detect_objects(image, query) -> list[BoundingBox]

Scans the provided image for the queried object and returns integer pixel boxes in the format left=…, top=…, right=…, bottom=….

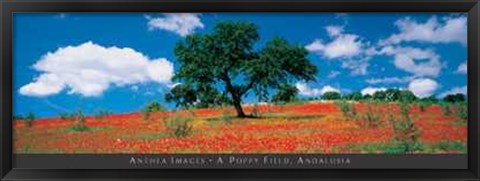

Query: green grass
left=340, top=141, right=466, bottom=154
left=450, top=120, right=468, bottom=126
left=429, top=141, right=467, bottom=153
left=65, top=126, right=115, bottom=133
left=137, top=132, right=170, bottom=140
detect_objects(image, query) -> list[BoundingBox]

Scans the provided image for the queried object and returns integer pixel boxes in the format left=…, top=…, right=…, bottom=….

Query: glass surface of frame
left=1, top=0, right=480, bottom=180
left=11, top=12, right=469, bottom=169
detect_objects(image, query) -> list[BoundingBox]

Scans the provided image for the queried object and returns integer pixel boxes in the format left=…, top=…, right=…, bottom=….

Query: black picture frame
left=1, top=0, right=479, bottom=180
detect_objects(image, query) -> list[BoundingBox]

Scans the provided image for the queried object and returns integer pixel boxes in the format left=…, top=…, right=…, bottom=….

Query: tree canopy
left=443, top=93, right=466, bottom=103
left=166, top=21, right=317, bottom=117
left=322, top=91, right=341, bottom=100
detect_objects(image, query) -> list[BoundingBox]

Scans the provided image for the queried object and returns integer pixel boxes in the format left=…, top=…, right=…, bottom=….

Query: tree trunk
left=232, top=96, right=247, bottom=118
left=222, top=71, right=249, bottom=118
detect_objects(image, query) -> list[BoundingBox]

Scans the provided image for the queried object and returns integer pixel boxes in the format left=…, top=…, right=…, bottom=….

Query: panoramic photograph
left=13, top=13, right=467, bottom=154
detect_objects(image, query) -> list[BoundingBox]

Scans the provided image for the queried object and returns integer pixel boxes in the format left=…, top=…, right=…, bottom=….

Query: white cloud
left=146, top=13, right=204, bottom=37
left=325, top=25, right=344, bottom=37
left=341, top=59, right=369, bottom=75
left=408, top=78, right=439, bottom=98
left=456, top=61, right=467, bottom=74
left=380, top=15, right=467, bottom=45
left=295, top=82, right=340, bottom=97
left=379, top=46, right=442, bottom=77
left=19, top=42, right=174, bottom=97
left=327, top=71, right=341, bottom=79
left=361, top=87, right=387, bottom=96
left=366, top=76, right=414, bottom=85
left=306, top=34, right=363, bottom=59
left=306, top=25, right=372, bottom=75
left=440, top=86, right=467, bottom=98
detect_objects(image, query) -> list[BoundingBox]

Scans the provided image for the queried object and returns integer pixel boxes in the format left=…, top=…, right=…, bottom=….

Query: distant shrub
left=398, top=90, right=417, bottom=103
left=59, top=112, right=75, bottom=121
left=443, top=93, right=466, bottom=103
left=455, top=103, right=468, bottom=121
left=95, top=110, right=111, bottom=120
left=362, top=110, right=381, bottom=127
left=389, top=102, right=422, bottom=153
left=13, top=115, right=24, bottom=120
left=440, top=102, right=452, bottom=116
left=359, top=101, right=382, bottom=127
left=221, top=109, right=233, bottom=124
left=419, top=95, right=438, bottom=104
left=251, top=104, right=261, bottom=118
left=143, top=102, right=166, bottom=120
left=335, top=101, right=357, bottom=121
left=343, top=91, right=363, bottom=101
left=323, top=91, right=341, bottom=100
left=70, top=111, right=89, bottom=132
left=24, top=113, right=35, bottom=128
left=416, top=101, right=432, bottom=113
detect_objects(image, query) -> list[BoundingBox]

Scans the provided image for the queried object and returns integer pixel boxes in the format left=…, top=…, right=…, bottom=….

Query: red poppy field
left=13, top=101, right=467, bottom=154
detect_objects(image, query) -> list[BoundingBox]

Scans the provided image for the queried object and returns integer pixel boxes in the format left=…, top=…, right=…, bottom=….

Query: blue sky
left=13, top=13, right=467, bottom=118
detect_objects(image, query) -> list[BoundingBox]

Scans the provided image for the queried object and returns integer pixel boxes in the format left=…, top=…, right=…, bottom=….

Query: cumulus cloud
left=361, top=87, right=387, bottom=96
left=408, top=78, right=439, bottom=98
left=456, top=61, right=467, bottom=74
left=440, top=86, right=467, bottom=98
left=306, top=25, right=372, bottom=75
left=379, top=46, right=442, bottom=77
left=306, top=26, right=364, bottom=59
left=380, top=15, right=467, bottom=46
left=19, top=42, right=174, bottom=97
left=146, top=13, right=204, bottom=37
left=295, top=82, right=340, bottom=97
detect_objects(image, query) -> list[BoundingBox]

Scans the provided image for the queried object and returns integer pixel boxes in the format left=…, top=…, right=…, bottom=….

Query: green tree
left=420, top=95, right=438, bottom=103
left=25, top=113, right=35, bottom=128
left=372, top=90, right=387, bottom=101
left=443, top=93, right=466, bottom=103
left=343, top=91, right=363, bottom=101
left=272, top=84, right=299, bottom=103
left=165, top=84, right=198, bottom=108
left=170, top=21, right=317, bottom=117
left=323, top=91, right=341, bottom=100
left=384, top=88, right=401, bottom=101
left=398, top=90, right=417, bottom=103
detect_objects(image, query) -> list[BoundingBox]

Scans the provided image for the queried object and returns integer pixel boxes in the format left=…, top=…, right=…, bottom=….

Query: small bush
left=335, top=101, right=357, bottom=121
left=440, top=102, right=452, bottom=116
left=174, top=122, right=193, bottom=138
left=222, top=109, right=233, bottom=124
left=59, top=113, right=74, bottom=121
left=455, top=103, right=468, bottom=121
left=164, top=112, right=193, bottom=138
left=24, top=113, right=35, bottom=128
left=416, top=102, right=431, bottom=112
left=362, top=111, right=381, bottom=127
left=70, top=111, right=89, bottom=132
left=95, top=110, right=111, bottom=120
left=13, top=115, right=24, bottom=120
left=359, top=101, right=382, bottom=127
left=251, top=104, right=261, bottom=118
left=389, top=102, right=422, bottom=153
left=143, top=102, right=166, bottom=120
